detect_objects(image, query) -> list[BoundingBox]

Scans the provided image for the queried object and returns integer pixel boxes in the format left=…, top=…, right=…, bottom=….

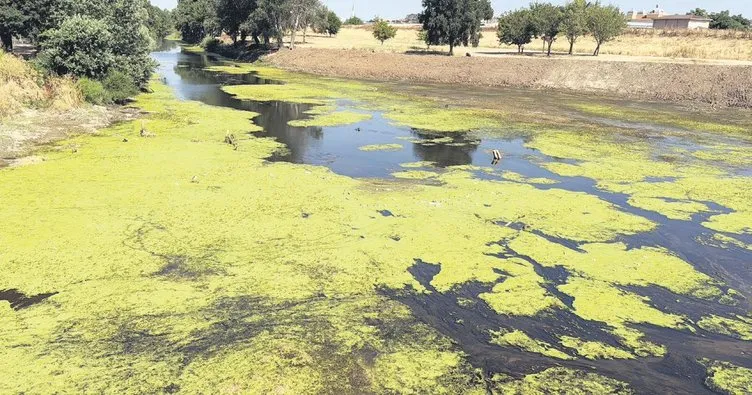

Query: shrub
left=200, top=36, right=222, bottom=52
left=344, top=16, right=364, bottom=25
left=77, top=77, right=108, bottom=105
left=39, top=15, right=114, bottom=79
left=372, top=19, right=397, bottom=45
left=102, top=70, right=139, bottom=104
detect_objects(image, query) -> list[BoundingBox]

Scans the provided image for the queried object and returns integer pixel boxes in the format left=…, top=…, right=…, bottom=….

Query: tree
left=216, top=0, right=256, bottom=44
left=497, top=9, right=534, bottom=53
left=344, top=16, right=363, bottom=25
left=0, top=0, right=25, bottom=50
left=326, top=11, right=342, bottom=36
left=39, top=15, right=114, bottom=78
left=0, top=0, right=59, bottom=50
left=586, top=3, right=625, bottom=56
left=561, top=0, right=587, bottom=55
left=419, top=0, right=493, bottom=56
left=709, top=11, right=750, bottom=30
left=146, top=5, right=173, bottom=42
left=254, top=0, right=288, bottom=47
left=530, top=2, right=564, bottom=56
left=687, top=8, right=708, bottom=18
left=465, top=0, right=493, bottom=47
left=173, top=0, right=219, bottom=44
left=372, top=19, right=396, bottom=45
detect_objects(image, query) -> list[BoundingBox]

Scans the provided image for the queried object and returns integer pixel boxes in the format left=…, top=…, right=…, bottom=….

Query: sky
left=149, top=0, right=751, bottom=20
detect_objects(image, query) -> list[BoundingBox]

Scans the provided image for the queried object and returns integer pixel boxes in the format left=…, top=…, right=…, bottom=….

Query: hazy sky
left=150, top=0, right=751, bottom=19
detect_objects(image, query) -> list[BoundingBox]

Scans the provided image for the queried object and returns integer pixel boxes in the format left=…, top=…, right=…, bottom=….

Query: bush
left=344, top=16, right=364, bottom=25
left=102, top=70, right=139, bottom=104
left=200, top=36, right=222, bottom=52
left=77, top=77, right=107, bottom=105
left=39, top=15, right=114, bottom=79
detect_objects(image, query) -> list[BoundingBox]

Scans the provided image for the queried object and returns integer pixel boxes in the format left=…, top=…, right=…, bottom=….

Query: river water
left=150, top=41, right=752, bottom=394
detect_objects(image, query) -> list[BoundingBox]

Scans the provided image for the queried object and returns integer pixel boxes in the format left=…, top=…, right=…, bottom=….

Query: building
left=653, top=15, right=712, bottom=30
left=626, top=4, right=665, bottom=21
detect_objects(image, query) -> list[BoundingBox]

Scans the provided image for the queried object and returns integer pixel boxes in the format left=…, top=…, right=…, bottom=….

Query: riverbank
left=264, top=48, right=752, bottom=108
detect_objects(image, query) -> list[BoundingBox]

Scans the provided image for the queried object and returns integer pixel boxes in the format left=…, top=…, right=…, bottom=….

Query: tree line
left=173, top=0, right=342, bottom=48
left=1, top=0, right=172, bottom=102
left=497, top=0, right=625, bottom=57
left=688, top=9, right=751, bottom=31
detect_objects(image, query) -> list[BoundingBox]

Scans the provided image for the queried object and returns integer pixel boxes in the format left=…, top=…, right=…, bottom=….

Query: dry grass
left=294, top=26, right=752, bottom=63
left=0, top=50, right=82, bottom=119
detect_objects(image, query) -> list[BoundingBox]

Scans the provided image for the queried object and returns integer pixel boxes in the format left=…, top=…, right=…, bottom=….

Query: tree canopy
left=586, top=3, right=625, bottom=56
left=372, top=19, right=397, bottom=45
left=530, top=2, right=564, bottom=56
left=419, top=0, right=494, bottom=56
left=497, top=9, right=535, bottom=53
left=561, top=0, right=588, bottom=55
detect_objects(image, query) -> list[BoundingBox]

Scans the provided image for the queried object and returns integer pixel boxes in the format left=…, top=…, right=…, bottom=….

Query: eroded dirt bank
left=265, top=48, right=752, bottom=108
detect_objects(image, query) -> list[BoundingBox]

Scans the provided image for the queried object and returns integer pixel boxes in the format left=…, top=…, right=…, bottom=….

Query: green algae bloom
left=559, top=336, right=634, bottom=360
left=392, top=170, right=440, bottom=180
left=358, top=143, right=403, bottom=152
left=705, top=361, right=752, bottom=395
left=494, top=367, right=634, bottom=394
left=490, top=330, right=573, bottom=360
left=698, top=315, right=752, bottom=341
left=288, top=110, right=372, bottom=128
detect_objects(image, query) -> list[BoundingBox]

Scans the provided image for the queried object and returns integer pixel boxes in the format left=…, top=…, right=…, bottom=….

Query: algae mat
left=2, top=55, right=752, bottom=392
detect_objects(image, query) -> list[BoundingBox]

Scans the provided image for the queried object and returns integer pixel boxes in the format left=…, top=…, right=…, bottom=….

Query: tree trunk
left=593, top=43, right=600, bottom=56
left=1, top=32, right=12, bottom=51
left=449, top=43, right=454, bottom=56
left=547, top=40, right=552, bottom=57
left=517, top=44, right=522, bottom=53
left=568, top=39, right=574, bottom=55
left=290, top=15, right=300, bottom=49
left=303, top=26, right=307, bottom=44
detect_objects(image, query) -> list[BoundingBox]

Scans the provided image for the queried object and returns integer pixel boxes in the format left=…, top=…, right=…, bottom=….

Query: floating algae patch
left=223, top=83, right=335, bottom=105
left=384, top=107, right=504, bottom=133
left=399, top=161, right=436, bottom=169
left=479, top=257, right=565, bottom=317
left=559, top=336, right=634, bottom=360
left=626, top=196, right=711, bottom=221
left=698, top=315, right=752, bottom=341
left=359, top=144, right=403, bottom=152
left=508, top=232, right=720, bottom=298
left=528, top=130, right=752, bottom=236
left=705, top=361, right=752, bottom=395
left=392, top=170, right=439, bottom=180
left=501, top=171, right=559, bottom=185
left=288, top=110, right=371, bottom=128
left=557, top=277, right=685, bottom=356
left=493, top=367, right=634, bottom=394
left=571, top=103, right=750, bottom=137
left=490, top=329, right=573, bottom=360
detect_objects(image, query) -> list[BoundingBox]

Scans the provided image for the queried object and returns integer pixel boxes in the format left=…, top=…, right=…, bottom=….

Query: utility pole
left=351, top=0, right=356, bottom=19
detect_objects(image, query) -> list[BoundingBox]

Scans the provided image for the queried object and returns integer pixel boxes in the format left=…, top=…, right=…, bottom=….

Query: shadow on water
left=151, top=43, right=752, bottom=393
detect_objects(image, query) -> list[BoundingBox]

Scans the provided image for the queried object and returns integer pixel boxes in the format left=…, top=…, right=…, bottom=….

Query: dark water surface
left=151, top=42, right=752, bottom=394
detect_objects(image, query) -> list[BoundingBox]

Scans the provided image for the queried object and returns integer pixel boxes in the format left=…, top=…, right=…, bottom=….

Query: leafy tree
left=709, top=11, right=750, bottom=30
left=344, top=16, right=363, bottom=25
left=0, top=0, right=24, bottom=50
left=530, top=2, right=564, bottom=56
left=38, top=15, right=114, bottom=79
left=497, top=9, right=535, bottom=53
left=561, top=0, right=587, bottom=55
left=326, top=11, right=342, bottom=36
left=586, top=3, right=625, bottom=56
left=146, top=5, right=173, bottom=42
left=465, top=0, right=493, bottom=47
left=216, top=0, right=256, bottom=44
left=0, top=0, right=59, bottom=50
left=417, top=29, right=430, bottom=49
left=687, top=8, right=708, bottom=18
left=174, top=0, right=219, bottom=43
left=419, top=0, right=493, bottom=56
left=287, top=0, right=320, bottom=47
left=372, top=19, right=397, bottom=45
left=255, top=0, right=288, bottom=47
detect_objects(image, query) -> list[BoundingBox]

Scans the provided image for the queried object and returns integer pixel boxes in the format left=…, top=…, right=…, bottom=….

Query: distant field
left=294, top=26, right=752, bottom=63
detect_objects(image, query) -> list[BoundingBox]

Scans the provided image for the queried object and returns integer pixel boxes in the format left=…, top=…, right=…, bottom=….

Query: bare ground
left=265, top=48, right=752, bottom=108
left=0, top=106, right=139, bottom=167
